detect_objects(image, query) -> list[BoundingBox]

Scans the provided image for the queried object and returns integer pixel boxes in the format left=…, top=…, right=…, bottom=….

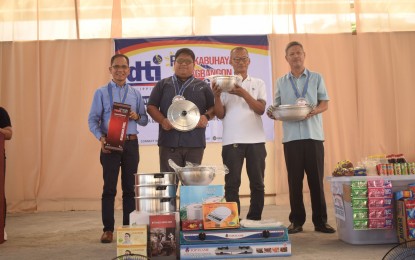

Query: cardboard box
left=180, top=227, right=289, bottom=244
left=105, top=102, right=131, bottom=152
left=202, top=202, right=239, bottom=229
left=180, top=241, right=291, bottom=259
left=116, top=225, right=147, bottom=245
left=396, top=199, right=415, bottom=243
left=149, top=213, right=177, bottom=259
left=116, top=245, right=148, bottom=258
left=179, top=185, right=224, bottom=230
left=129, top=210, right=150, bottom=227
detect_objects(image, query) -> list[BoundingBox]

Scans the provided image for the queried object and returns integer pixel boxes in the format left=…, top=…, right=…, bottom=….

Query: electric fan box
left=116, top=245, right=148, bottom=258
left=179, top=185, right=225, bottom=230
left=202, top=202, right=240, bottom=229
left=116, top=225, right=148, bottom=245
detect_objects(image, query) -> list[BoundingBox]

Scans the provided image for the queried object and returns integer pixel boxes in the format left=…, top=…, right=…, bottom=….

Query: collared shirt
left=88, top=81, right=149, bottom=140
left=147, top=75, right=214, bottom=148
left=274, top=69, right=329, bottom=143
left=220, top=75, right=266, bottom=145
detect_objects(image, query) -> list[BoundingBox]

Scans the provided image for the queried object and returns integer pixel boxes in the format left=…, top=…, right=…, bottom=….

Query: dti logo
left=128, top=58, right=161, bottom=83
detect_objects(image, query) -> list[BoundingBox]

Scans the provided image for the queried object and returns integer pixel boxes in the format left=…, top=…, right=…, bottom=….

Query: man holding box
left=88, top=54, right=149, bottom=243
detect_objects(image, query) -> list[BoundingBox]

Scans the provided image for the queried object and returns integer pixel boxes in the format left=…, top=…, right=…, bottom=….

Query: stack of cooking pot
left=134, top=172, right=177, bottom=214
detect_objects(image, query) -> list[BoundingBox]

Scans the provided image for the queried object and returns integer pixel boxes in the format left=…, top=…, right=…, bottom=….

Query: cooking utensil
left=135, top=172, right=177, bottom=185
left=134, top=184, right=177, bottom=197
left=209, top=75, right=243, bottom=92
left=175, top=166, right=216, bottom=186
left=269, top=104, right=313, bottom=121
left=135, top=197, right=176, bottom=213
left=167, top=100, right=200, bottom=132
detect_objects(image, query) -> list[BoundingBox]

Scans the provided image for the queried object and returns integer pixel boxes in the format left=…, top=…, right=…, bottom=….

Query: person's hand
left=196, top=114, right=209, bottom=128
left=212, top=81, right=222, bottom=97
left=129, top=111, right=140, bottom=121
left=100, top=136, right=111, bottom=153
left=228, top=84, right=245, bottom=97
left=305, top=107, right=317, bottom=119
left=161, top=118, right=173, bottom=131
left=266, top=105, right=277, bottom=120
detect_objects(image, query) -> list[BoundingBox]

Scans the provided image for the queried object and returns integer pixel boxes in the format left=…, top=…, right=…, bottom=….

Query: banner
left=114, top=35, right=274, bottom=145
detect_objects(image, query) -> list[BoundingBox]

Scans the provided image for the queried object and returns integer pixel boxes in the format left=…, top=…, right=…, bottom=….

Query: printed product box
left=179, top=185, right=224, bottom=230
left=180, top=227, right=288, bottom=244
left=149, top=213, right=177, bottom=260
left=180, top=241, right=291, bottom=259
left=116, top=245, right=147, bottom=258
left=202, top=202, right=240, bottom=229
left=105, top=102, right=131, bottom=152
left=116, top=225, right=147, bottom=245
left=396, top=199, right=415, bottom=243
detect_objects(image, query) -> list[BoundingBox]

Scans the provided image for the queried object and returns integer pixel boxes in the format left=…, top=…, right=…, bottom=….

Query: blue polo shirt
left=274, top=69, right=329, bottom=143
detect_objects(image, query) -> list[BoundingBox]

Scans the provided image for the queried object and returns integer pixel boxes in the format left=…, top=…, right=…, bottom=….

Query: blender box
left=202, top=202, right=240, bottom=229
left=180, top=226, right=288, bottom=244
left=116, top=225, right=147, bottom=245
left=180, top=241, right=291, bottom=259
left=179, top=185, right=224, bottom=230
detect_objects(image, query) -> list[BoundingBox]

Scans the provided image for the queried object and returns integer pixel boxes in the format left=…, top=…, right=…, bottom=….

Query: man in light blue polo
left=268, top=41, right=335, bottom=234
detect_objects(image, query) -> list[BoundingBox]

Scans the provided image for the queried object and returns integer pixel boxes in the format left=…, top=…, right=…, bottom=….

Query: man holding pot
left=212, top=46, right=267, bottom=220
left=267, top=41, right=335, bottom=234
left=147, top=48, right=215, bottom=172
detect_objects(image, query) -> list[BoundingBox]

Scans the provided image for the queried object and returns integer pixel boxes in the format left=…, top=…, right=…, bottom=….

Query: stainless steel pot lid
left=167, top=100, right=200, bottom=132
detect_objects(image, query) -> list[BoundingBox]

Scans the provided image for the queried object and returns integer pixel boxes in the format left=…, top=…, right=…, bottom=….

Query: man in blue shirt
left=88, top=54, right=148, bottom=243
left=268, top=41, right=335, bottom=234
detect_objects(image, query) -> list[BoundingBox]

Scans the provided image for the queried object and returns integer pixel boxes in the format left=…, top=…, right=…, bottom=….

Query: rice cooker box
left=180, top=227, right=289, bottom=244
left=180, top=241, right=291, bottom=259
left=116, top=225, right=148, bottom=245
left=202, top=202, right=240, bottom=230
left=179, top=185, right=225, bottom=230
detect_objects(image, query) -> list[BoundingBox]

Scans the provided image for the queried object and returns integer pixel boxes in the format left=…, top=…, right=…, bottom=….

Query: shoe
left=287, top=223, right=303, bottom=234
left=315, top=223, right=336, bottom=233
left=100, top=231, right=113, bottom=243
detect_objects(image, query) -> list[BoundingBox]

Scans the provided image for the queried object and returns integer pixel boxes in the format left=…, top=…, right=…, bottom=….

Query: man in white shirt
left=213, top=47, right=267, bottom=220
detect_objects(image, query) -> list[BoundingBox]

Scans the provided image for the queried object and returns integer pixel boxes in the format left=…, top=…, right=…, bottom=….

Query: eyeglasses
left=111, top=65, right=129, bottom=70
left=232, top=57, right=249, bottom=63
left=175, top=59, right=193, bottom=65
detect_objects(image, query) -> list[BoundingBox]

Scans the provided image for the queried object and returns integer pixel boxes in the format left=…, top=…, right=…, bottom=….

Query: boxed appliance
left=116, top=225, right=147, bottom=245
left=180, top=241, right=291, bottom=259
left=180, top=226, right=288, bottom=244
left=179, top=185, right=224, bottom=230
left=328, top=175, right=415, bottom=244
left=202, top=202, right=240, bottom=229
left=129, top=210, right=150, bottom=227
left=149, top=213, right=177, bottom=259
left=116, top=245, right=147, bottom=258
left=105, top=102, right=131, bottom=152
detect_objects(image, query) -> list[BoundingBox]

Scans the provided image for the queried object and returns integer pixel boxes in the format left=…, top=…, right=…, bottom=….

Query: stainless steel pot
left=176, top=166, right=216, bottom=186
left=135, top=172, right=177, bottom=185
left=135, top=197, right=176, bottom=213
left=212, top=75, right=242, bottom=92
left=135, top=184, right=177, bottom=198
left=270, top=104, right=313, bottom=121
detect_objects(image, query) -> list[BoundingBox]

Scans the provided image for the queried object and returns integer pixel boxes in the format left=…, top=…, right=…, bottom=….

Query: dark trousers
left=223, top=143, right=266, bottom=220
left=159, top=146, right=205, bottom=172
left=100, top=140, right=139, bottom=232
left=283, top=139, right=327, bottom=226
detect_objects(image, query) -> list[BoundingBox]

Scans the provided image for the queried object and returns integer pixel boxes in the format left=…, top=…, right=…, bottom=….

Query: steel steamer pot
left=134, top=172, right=177, bottom=213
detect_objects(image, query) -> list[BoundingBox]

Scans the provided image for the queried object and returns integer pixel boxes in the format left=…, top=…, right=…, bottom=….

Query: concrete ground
left=0, top=195, right=396, bottom=260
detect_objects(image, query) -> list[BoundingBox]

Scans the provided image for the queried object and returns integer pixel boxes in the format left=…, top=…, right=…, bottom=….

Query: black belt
left=125, top=134, right=137, bottom=140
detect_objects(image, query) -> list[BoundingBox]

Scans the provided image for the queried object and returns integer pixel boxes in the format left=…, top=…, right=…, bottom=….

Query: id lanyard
left=107, top=82, right=128, bottom=109
left=172, top=75, right=195, bottom=98
left=289, top=73, right=310, bottom=100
